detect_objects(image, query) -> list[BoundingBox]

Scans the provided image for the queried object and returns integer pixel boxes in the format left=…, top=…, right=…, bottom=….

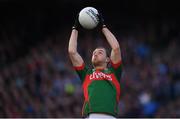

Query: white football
left=78, top=7, right=99, bottom=29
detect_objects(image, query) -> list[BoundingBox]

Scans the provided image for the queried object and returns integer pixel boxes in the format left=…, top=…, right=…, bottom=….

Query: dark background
left=0, top=0, right=179, bottom=118
left=0, top=0, right=180, bottom=62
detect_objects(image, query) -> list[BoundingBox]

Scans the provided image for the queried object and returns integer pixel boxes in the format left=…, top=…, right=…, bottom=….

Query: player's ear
left=106, top=57, right=110, bottom=63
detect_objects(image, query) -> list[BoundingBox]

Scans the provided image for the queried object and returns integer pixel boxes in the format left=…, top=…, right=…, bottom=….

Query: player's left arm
left=98, top=12, right=123, bottom=81
left=97, top=12, right=122, bottom=64
left=102, top=26, right=123, bottom=82
left=102, top=27, right=122, bottom=64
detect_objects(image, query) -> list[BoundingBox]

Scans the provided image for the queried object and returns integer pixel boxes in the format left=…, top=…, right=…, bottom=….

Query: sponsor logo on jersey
left=89, top=71, right=112, bottom=81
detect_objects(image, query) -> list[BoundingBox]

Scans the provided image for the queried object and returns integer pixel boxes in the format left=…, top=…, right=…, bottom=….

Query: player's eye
left=99, top=52, right=102, bottom=54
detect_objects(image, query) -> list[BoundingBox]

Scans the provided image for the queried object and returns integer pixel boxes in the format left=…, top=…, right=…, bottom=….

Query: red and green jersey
left=74, top=60, right=123, bottom=117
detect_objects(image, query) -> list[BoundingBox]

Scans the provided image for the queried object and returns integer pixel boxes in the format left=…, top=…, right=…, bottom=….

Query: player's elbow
left=112, top=46, right=120, bottom=55
left=68, top=49, right=77, bottom=55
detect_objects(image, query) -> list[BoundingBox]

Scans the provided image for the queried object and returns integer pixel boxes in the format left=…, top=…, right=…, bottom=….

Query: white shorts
left=86, top=113, right=117, bottom=119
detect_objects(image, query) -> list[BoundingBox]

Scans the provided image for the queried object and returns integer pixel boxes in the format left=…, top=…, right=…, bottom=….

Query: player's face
left=91, top=48, right=107, bottom=66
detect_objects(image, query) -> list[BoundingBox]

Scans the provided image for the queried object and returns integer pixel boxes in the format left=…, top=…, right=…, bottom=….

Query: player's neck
left=94, top=65, right=107, bottom=70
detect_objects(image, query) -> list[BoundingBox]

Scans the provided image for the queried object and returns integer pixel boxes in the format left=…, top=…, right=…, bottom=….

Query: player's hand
left=72, top=13, right=80, bottom=30
left=97, top=11, right=106, bottom=29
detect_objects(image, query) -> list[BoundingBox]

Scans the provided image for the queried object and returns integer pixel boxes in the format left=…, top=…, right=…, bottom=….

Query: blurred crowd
left=0, top=20, right=180, bottom=118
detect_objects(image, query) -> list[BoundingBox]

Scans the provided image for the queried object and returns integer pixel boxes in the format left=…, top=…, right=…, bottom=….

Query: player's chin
left=92, top=61, right=101, bottom=67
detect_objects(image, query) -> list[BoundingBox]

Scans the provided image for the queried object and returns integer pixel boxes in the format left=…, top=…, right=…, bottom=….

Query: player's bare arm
left=102, top=27, right=122, bottom=64
left=68, top=18, right=84, bottom=67
left=97, top=13, right=122, bottom=64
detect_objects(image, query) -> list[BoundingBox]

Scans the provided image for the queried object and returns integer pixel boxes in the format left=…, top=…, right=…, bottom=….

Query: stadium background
left=0, top=0, right=179, bottom=118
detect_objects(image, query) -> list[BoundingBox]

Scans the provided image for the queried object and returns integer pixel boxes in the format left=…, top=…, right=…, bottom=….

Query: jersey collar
left=93, top=68, right=107, bottom=72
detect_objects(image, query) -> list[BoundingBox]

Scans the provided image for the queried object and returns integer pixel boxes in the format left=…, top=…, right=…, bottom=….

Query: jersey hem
left=85, top=111, right=118, bottom=118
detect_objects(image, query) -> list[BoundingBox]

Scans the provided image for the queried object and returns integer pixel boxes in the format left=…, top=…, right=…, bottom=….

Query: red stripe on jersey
left=74, top=63, right=85, bottom=70
left=111, top=74, right=121, bottom=101
left=82, top=75, right=93, bottom=116
left=82, top=75, right=93, bottom=101
left=111, top=60, right=122, bottom=69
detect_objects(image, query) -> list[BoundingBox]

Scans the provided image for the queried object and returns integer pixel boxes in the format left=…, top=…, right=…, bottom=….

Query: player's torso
left=82, top=68, right=120, bottom=116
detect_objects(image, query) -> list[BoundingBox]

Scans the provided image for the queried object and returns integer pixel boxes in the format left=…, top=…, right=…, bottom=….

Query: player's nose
left=94, top=54, right=98, bottom=57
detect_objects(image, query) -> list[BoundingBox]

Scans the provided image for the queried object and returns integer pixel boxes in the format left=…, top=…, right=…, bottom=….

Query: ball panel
left=78, top=7, right=99, bottom=29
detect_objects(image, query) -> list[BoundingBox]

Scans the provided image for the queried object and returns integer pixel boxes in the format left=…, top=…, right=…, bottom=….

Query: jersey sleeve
left=74, top=63, right=88, bottom=82
left=110, top=60, right=123, bottom=82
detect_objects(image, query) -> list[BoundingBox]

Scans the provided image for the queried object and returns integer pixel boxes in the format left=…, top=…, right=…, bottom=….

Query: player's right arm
left=68, top=16, right=88, bottom=82
left=68, top=29, right=84, bottom=67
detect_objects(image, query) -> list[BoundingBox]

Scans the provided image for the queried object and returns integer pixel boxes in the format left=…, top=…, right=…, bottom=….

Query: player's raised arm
left=68, top=15, right=84, bottom=67
left=98, top=14, right=122, bottom=64
left=102, top=27, right=121, bottom=64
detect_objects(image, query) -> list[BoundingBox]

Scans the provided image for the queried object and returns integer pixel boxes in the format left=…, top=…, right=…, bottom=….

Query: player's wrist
left=72, top=26, right=77, bottom=30
left=101, top=25, right=107, bottom=31
left=102, top=25, right=106, bottom=28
